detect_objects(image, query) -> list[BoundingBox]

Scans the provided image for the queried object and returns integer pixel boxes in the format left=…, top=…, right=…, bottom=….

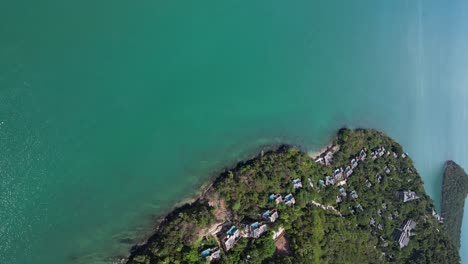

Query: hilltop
left=127, top=129, right=459, bottom=264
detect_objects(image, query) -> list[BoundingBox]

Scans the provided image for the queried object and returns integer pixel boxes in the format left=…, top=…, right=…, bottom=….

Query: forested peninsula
left=127, top=129, right=459, bottom=264
left=441, top=160, right=468, bottom=248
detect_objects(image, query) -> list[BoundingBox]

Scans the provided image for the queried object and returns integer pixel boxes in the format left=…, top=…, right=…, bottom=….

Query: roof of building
left=270, top=210, right=279, bottom=222
left=224, top=236, right=237, bottom=251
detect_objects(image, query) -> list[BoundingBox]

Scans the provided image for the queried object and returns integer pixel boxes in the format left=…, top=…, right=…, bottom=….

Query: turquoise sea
left=1, top=1, right=468, bottom=263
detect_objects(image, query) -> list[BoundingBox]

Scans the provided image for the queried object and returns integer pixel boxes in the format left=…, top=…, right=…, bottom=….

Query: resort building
left=284, top=193, right=296, bottom=207
left=378, top=147, right=386, bottom=157
left=398, top=190, right=419, bottom=203
left=249, top=222, right=268, bottom=239
left=262, top=209, right=279, bottom=223
left=201, top=247, right=221, bottom=262
left=339, top=187, right=347, bottom=197
left=334, top=168, right=343, bottom=180
left=384, top=166, right=391, bottom=174
left=359, top=148, right=367, bottom=161
left=337, top=180, right=347, bottom=186
left=351, top=158, right=358, bottom=169
left=269, top=194, right=283, bottom=204
left=345, top=166, right=353, bottom=177
left=432, top=209, right=444, bottom=223
left=336, top=196, right=342, bottom=203
left=324, top=151, right=333, bottom=165
left=221, top=226, right=240, bottom=252
left=293, top=178, right=303, bottom=189
left=351, top=190, right=358, bottom=199
left=393, top=219, right=417, bottom=249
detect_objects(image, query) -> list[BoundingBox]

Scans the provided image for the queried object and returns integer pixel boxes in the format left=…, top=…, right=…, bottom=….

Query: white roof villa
left=393, top=219, right=417, bottom=249
left=293, top=178, right=303, bottom=189
left=398, top=190, right=419, bottom=203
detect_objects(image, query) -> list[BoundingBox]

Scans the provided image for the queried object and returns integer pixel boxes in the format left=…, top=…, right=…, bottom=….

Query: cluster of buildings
left=318, top=149, right=364, bottom=190
left=203, top=178, right=302, bottom=261
left=203, top=145, right=419, bottom=261
left=371, top=146, right=408, bottom=162
left=269, top=192, right=296, bottom=207
left=329, top=146, right=424, bottom=250
left=211, top=208, right=280, bottom=258
left=371, top=146, right=386, bottom=160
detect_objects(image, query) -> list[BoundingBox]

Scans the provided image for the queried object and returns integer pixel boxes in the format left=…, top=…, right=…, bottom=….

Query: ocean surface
left=1, top=1, right=468, bottom=263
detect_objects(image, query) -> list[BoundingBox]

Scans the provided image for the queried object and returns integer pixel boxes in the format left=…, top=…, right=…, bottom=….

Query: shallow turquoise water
left=1, top=1, right=468, bottom=263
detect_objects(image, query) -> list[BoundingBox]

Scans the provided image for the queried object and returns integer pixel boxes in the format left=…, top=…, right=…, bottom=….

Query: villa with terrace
left=269, top=194, right=283, bottom=204
left=262, top=209, right=279, bottom=223
left=248, top=222, right=268, bottom=239
left=393, top=219, right=417, bottom=249
left=345, top=166, right=353, bottom=177
left=293, top=178, right=303, bottom=189
left=220, top=225, right=241, bottom=252
left=359, top=148, right=367, bottom=160
left=284, top=193, right=296, bottom=207
left=201, top=247, right=221, bottom=262
left=334, top=168, right=343, bottom=180
left=397, top=190, right=419, bottom=203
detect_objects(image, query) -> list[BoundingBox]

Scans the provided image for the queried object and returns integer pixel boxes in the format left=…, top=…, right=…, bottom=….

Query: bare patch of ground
left=206, top=191, right=231, bottom=221
left=274, top=234, right=291, bottom=256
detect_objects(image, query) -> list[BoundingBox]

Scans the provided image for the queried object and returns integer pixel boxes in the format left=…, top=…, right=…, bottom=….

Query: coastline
left=121, top=144, right=309, bottom=262
left=120, top=138, right=337, bottom=263
left=124, top=145, right=300, bottom=262
left=123, top=129, right=459, bottom=263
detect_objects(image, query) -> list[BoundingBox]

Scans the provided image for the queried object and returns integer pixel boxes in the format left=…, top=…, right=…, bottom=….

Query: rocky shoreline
left=125, top=145, right=294, bottom=262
